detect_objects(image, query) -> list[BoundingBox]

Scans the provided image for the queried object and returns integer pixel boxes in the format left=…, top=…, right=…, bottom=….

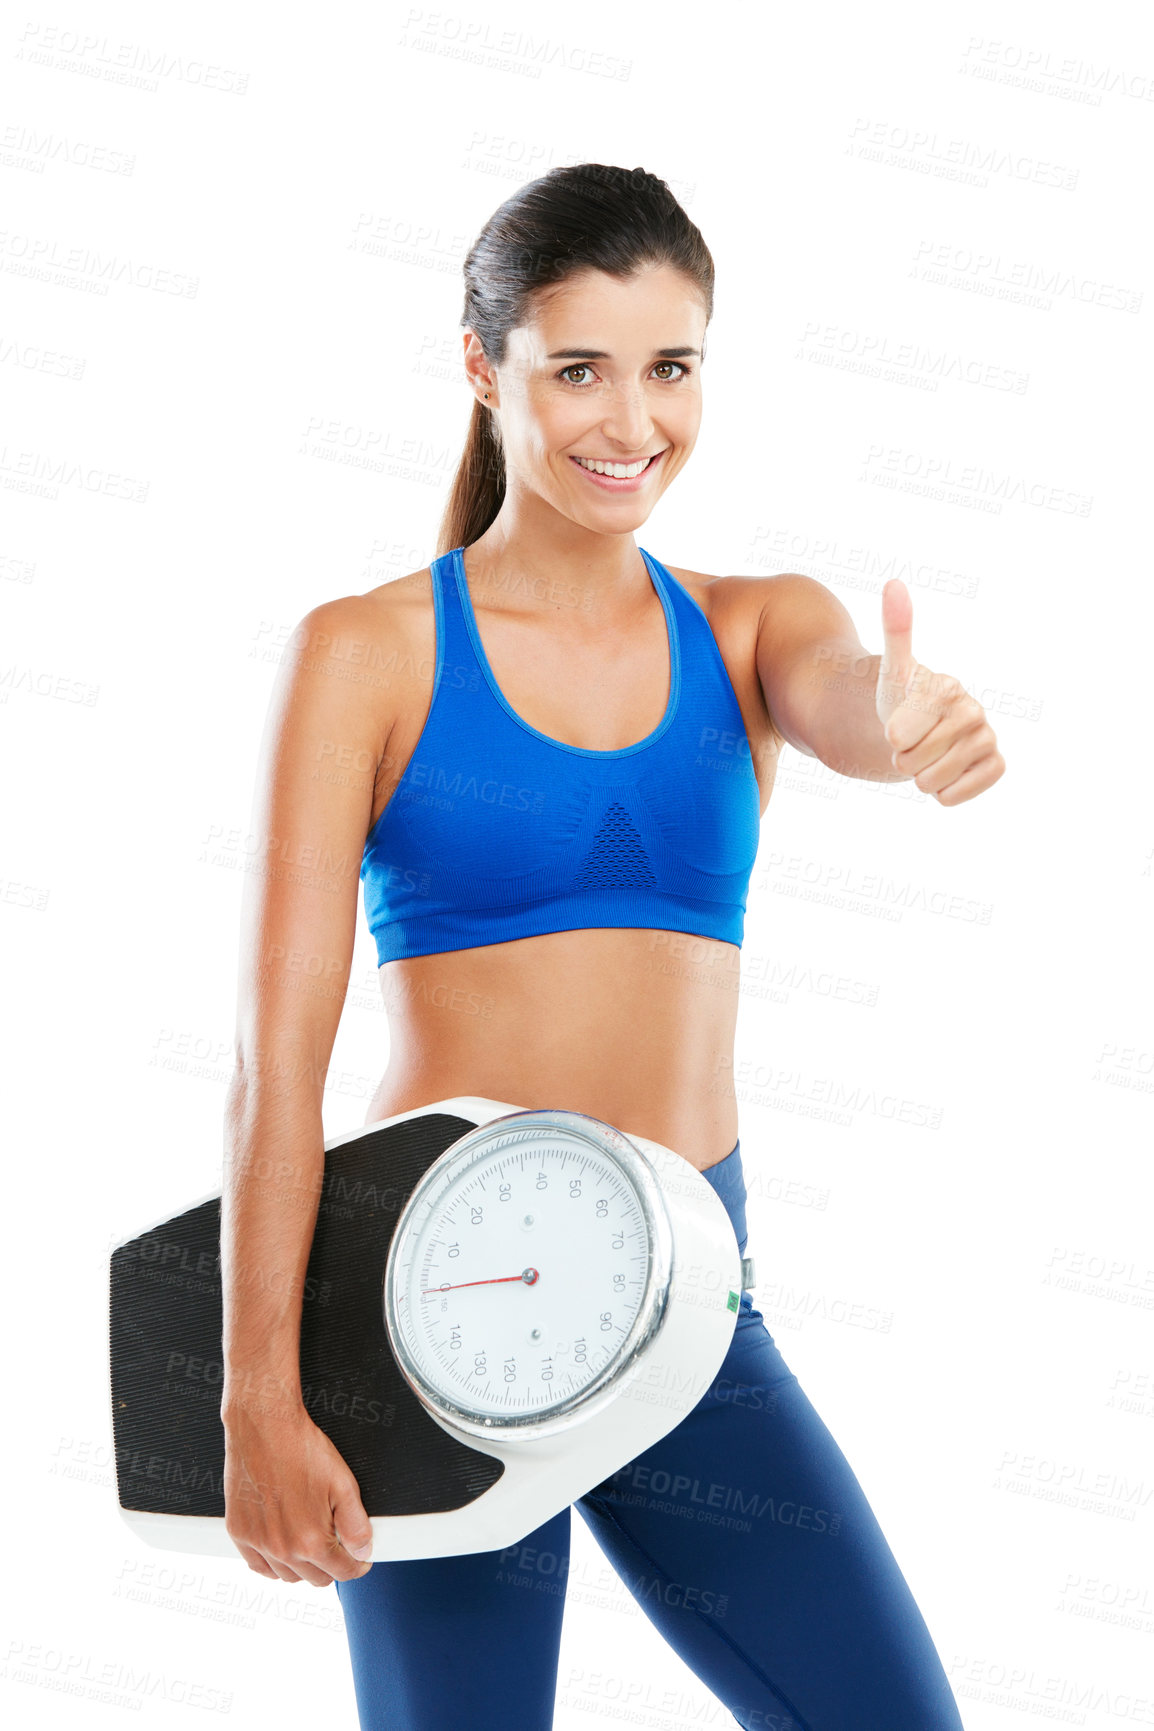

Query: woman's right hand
left=223, top=1402, right=375, bottom=1586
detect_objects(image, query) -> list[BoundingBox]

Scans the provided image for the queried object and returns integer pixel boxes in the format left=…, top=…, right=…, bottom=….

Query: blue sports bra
left=360, top=545, right=762, bottom=964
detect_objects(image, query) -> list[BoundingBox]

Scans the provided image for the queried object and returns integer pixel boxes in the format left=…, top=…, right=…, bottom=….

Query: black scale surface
left=109, top=1111, right=508, bottom=1520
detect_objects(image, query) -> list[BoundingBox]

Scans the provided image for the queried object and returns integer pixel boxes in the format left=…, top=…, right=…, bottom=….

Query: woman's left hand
left=874, top=578, right=1006, bottom=806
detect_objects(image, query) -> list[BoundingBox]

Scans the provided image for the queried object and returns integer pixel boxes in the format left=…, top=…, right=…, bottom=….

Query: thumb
left=333, top=1487, right=374, bottom=1562
left=879, top=577, right=915, bottom=690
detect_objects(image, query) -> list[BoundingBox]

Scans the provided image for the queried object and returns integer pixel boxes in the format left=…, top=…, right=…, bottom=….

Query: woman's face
left=465, top=263, right=707, bottom=531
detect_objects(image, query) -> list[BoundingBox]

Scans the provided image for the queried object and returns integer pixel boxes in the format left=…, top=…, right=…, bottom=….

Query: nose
left=597, top=383, right=657, bottom=454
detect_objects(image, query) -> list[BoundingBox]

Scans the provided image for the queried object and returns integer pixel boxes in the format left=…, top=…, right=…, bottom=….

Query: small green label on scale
left=727, top=1290, right=739, bottom=1312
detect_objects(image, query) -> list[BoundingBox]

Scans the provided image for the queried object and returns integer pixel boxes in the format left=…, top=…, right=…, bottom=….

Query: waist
left=369, top=930, right=741, bottom=1167
left=377, top=929, right=739, bottom=1054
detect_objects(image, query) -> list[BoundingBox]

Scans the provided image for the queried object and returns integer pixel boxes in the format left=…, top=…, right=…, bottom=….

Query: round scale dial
left=384, top=1111, right=673, bottom=1440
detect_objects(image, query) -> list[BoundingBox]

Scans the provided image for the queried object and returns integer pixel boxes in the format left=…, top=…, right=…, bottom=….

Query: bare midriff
left=364, top=924, right=743, bottom=1172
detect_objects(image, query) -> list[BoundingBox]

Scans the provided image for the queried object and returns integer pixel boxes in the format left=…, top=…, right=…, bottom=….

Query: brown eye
left=556, top=360, right=692, bottom=387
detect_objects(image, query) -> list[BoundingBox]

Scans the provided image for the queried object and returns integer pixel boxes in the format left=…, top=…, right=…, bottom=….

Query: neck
left=464, top=491, right=653, bottom=619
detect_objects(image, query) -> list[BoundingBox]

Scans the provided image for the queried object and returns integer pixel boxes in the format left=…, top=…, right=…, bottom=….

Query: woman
left=221, top=164, right=1002, bottom=1729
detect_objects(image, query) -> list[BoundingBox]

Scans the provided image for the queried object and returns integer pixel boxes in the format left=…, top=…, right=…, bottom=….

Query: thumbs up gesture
left=875, top=580, right=1005, bottom=805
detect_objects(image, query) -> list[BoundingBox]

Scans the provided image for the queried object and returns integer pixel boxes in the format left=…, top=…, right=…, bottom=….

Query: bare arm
left=754, top=574, right=911, bottom=782
left=220, top=594, right=392, bottom=1584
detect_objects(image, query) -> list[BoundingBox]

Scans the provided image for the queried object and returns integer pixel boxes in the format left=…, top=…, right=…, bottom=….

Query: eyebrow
left=544, top=346, right=702, bottom=360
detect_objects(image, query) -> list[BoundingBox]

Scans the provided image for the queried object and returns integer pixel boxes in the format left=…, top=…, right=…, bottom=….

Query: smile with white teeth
left=572, top=453, right=660, bottom=478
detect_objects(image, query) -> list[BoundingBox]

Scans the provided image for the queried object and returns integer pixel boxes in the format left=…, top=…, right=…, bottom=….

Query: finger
left=333, top=1490, right=374, bottom=1565
left=266, top=1561, right=305, bottom=1584
left=893, top=708, right=991, bottom=776
left=234, top=1534, right=300, bottom=1581
left=291, top=1555, right=339, bottom=1590
left=325, top=1535, right=374, bottom=1584
left=233, top=1541, right=279, bottom=1580
left=301, top=1524, right=365, bottom=1587
left=885, top=696, right=946, bottom=756
left=904, top=731, right=991, bottom=796
left=879, top=577, right=915, bottom=688
left=886, top=675, right=976, bottom=755
left=934, top=751, right=1006, bottom=806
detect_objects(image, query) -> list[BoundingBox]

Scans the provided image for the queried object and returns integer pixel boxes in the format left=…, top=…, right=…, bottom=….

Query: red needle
left=420, top=1268, right=540, bottom=1296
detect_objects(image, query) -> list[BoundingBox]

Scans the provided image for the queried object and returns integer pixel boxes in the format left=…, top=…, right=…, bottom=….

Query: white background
left=3, top=0, right=1152, bottom=1725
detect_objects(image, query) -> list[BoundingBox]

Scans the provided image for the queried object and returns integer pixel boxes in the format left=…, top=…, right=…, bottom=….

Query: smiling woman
left=220, top=162, right=973, bottom=1731
left=440, top=165, right=714, bottom=550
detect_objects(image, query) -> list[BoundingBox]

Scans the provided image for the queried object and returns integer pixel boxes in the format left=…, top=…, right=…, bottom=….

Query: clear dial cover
left=384, top=1113, right=671, bottom=1437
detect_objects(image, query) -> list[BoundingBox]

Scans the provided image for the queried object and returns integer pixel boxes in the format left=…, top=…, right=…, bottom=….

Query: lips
left=568, top=449, right=667, bottom=490
left=572, top=453, right=657, bottom=475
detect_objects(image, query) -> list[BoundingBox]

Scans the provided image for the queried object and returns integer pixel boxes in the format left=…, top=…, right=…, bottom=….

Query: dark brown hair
left=436, top=164, right=714, bottom=558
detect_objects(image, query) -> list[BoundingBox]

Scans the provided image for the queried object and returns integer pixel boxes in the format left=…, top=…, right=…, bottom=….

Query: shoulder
left=295, top=563, right=435, bottom=658
left=273, top=567, right=435, bottom=753
left=660, top=563, right=863, bottom=753
left=660, top=561, right=847, bottom=638
left=360, top=562, right=435, bottom=613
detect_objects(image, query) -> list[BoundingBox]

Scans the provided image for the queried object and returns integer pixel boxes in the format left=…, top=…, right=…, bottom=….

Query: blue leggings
left=335, top=1140, right=965, bottom=1729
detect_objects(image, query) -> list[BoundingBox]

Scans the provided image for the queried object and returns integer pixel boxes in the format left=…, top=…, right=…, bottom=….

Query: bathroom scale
left=108, top=1098, right=756, bottom=1561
